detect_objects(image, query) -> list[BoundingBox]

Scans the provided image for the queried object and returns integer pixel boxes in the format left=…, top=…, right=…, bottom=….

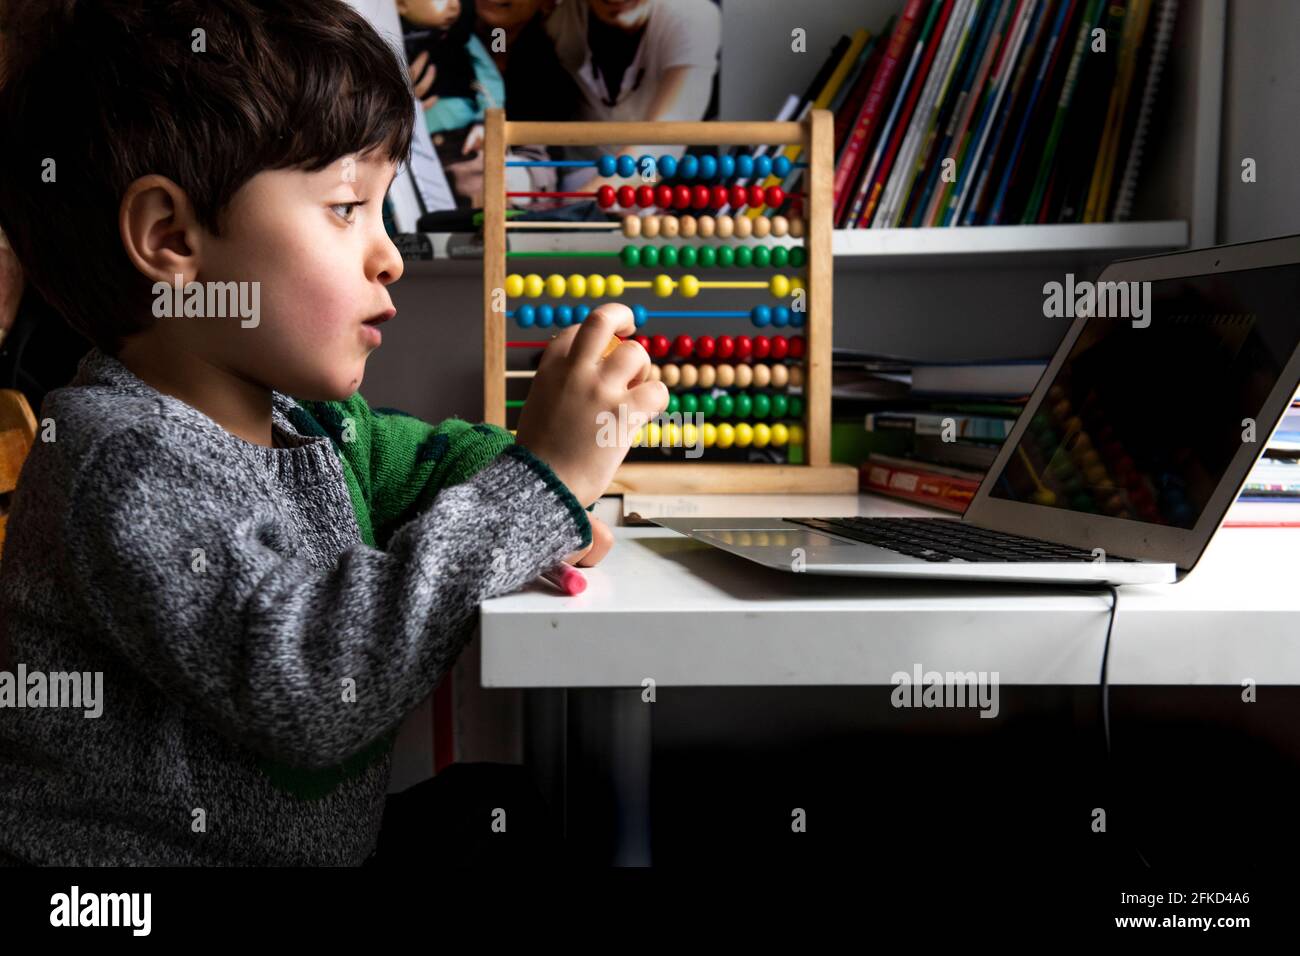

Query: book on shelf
left=860, top=453, right=983, bottom=513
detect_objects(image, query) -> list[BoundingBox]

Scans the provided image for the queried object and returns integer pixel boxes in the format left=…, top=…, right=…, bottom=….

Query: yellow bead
left=661, top=364, right=681, bottom=387
left=769, top=274, right=791, bottom=298
left=567, top=274, right=587, bottom=298
left=790, top=276, right=805, bottom=292
left=523, top=273, right=545, bottom=298
left=682, top=422, right=699, bottom=448
left=678, top=275, right=700, bottom=298
left=606, top=274, right=625, bottom=296
left=716, top=423, right=735, bottom=448
left=679, top=363, right=698, bottom=387
left=715, top=216, right=734, bottom=238
left=647, top=422, right=662, bottom=446
left=752, top=364, right=771, bottom=387
left=586, top=274, right=606, bottom=298
left=770, top=364, right=789, bottom=388
left=653, top=274, right=675, bottom=297
left=733, top=215, right=753, bottom=239
left=735, top=422, right=754, bottom=447
left=661, top=215, right=679, bottom=238
left=716, top=364, right=735, bottom=387
left=788, top=424, right=805, bottom=445
left=734, top=364, right=753, bottom=388
left=698, top=215, right=717, bottom=237
left=505, top=274, right=524, bottom=297
left=702, top=422, right=717, bottom=447
left=753, top=216, right=772, bottom=238
left=698, top=364, right=716, bottom=388
left=643, top=215, right=661, bottom=238
left=631, top=425, right=645, bottom=447
left=664, top=422, right=682, bottom=447
left=752, top=423, right=771, bottom=448
left=679, top=215, right=697, bottom=237
left=771, top=216, right=789, bottom=237
left=770, top=423, right=789, bottom=446
left=623, top=215, right=642, bottom=238
left=546, top=274, right=567, bottom=298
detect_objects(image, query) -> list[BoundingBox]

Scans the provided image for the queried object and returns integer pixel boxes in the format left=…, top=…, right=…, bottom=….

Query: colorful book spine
left=861, top=457, right=982, bottom=513
left=1083, top=0, right=1151, bottom=221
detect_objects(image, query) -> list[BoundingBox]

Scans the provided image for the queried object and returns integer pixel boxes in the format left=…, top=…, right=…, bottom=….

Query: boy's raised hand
left=515, top=303, right=669, bottom=508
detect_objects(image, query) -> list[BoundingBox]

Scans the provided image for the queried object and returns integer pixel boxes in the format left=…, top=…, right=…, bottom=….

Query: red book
left=860, top=455, right=982, bottom=514
left=833, top=0, right=928, bottom=224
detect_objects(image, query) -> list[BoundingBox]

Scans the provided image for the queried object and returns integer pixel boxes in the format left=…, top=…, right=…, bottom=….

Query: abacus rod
left=504, top=160, right=811, bottom=168
left=504, top=120, right=805, bottom=148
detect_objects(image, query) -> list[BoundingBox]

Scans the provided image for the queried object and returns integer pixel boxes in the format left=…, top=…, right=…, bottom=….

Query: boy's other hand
left=564, top=515, right=613, bottom=567
left=515, top=303, right=669, bottom=507
left=409, top=51, right=439, bottom=111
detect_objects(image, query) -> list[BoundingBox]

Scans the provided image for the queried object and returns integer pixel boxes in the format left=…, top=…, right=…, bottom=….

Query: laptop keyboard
left=789, top=518, right=1133, bottom=563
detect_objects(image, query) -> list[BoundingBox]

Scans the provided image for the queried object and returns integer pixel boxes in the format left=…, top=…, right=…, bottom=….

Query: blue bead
left=575, top=305, right=591, bottom=322
left=657, top=155, right=677, bottom=178
left=718, top=155, right=735, bottom=178
left=597, top=154, right=617, bottom=177
left=632, top=304, right=649, bottom=328
left=536, top=304, right=554, bottom=327
left=772, top=306, right=791, bottom=328
left=752, top=305, right=772, bottom=327
left=698, top=155, right=717, bottom=179
left=516, top=304, right=536, bottom=327
left=616, top=155, right=636, bottom=178
left=556, top=305, right=574, bottom=327
left=735, top=153, right=754, bottom=178
left=773, top=155, right=792, bottom=178
left=679, top=155, right=699, bottom=179
left=790, top=308, right=805, bottom=328
left=637, top=154, right=657, bottom=179
left=755, top=155, right=773, bottom=178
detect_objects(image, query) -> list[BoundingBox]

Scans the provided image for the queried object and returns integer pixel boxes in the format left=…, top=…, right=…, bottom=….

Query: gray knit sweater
left=0, top=348, right=589, bottom=865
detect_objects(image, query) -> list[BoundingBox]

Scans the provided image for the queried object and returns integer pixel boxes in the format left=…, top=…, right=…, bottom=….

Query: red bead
left=656, top=184, right=674, bottom=208
left=736, top=335, right=754, bottom=361
left=716, top=335, right=736, bottom=360
left=747, top=185, right=765, bottom=208
left=696, top=335, right=716, bottom=360
left=616, top=185, right=636, bottom=208
left=710, top=185, right=729, bottom=208
left=729, top=185, right=747, bottom=208
left=753, top=335, right=771, bottom=360
left=634, top=334, right=652, bottom=353
left=595, top=185, right=616, bottom=208
left=673, top=185, right=692, bottom=209
left=692, top=185, right=711, bottom=209
left=673, top=334, right=694, bottom=358
left=650, top=334, right=671, bottom=359
left=769, top=336, right=789, bottom=360
left=765, top=186, right=785, bottom=208
left=789, top=335, right=806, bottom=359
left=636, top=185, right=656, bottom=208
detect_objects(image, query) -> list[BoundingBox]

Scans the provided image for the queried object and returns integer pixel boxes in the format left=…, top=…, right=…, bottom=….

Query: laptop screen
left=989, top=264, right=1300, bottom=530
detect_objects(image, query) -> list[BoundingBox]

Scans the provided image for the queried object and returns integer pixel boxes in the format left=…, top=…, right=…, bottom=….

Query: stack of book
left=783, top=0, right=1179, bottom=228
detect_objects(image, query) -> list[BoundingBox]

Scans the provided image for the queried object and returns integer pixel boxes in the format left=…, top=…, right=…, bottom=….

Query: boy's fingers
left=628, top=378, right=670, bottom=418
left=536, top=325, right=582, bottom=371
left=570, top=303, right=634, bottom=366
left=573, top=516, right=614, bottom=567
left=600, top=336, right=651, bottom=388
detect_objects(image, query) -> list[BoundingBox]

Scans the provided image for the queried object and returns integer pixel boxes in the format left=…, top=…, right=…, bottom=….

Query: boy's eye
left=331, top=202, right=362, bottom=223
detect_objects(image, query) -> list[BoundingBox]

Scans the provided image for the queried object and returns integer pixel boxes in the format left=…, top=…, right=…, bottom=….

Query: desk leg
left=525, top=687, right=652, bottom=866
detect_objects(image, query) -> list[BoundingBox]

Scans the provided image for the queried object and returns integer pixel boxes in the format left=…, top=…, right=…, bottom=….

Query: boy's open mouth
left=363, top=309, right=396, bottom=326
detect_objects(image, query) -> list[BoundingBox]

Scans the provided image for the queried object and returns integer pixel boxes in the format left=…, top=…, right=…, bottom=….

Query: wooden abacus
left=482, top=107, right=856, bottom=494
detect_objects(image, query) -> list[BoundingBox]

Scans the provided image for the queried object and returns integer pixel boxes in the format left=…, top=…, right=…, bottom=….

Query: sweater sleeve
left=63, top=418, right=588, bottom=770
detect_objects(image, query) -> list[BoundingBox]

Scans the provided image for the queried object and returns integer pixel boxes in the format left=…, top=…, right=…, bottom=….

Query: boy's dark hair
left=0, top=0, right=415, bottom=354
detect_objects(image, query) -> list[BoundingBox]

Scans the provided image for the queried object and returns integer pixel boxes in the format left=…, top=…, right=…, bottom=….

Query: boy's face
left=398, top=0, right=462, bottom=29
left=196, top=152, right=404, bottom=400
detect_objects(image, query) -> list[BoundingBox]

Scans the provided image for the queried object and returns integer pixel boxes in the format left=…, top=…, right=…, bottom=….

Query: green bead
left=790, top=247, right=807, bottom=267
left=621, top=245, right=641, bottom=268
left=660, top=245, right=678, bottom=267
left=698, top=246, right=717, bottom=268
left=771, top=394, right=788, bottom=418
left=753, top=393, right=771, bottom=419
left=680, top=393, right=698, bottom=414
left=641, top=245, right=660, bottom=268
left=752, top=246, right=771, bottom=268
left=735, top=393, right=753, bottom=419
left=789, top=396, right=804, bottom=417
left=716, top=394, right=735, bottom=418
left=735, top=246, right=753, bottom=268
left=771, top=246, right=789, bottom=267
left=717, top=246, right=735, bottom=267
left=699, top=394, right=716, bottom=416
left=666, top=394, right=680, bottom=414
left=680, top=246, right=698, bottom=268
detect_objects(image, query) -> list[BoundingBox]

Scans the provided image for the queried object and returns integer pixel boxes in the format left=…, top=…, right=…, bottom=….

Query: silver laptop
left=656, top=234, right=1300, bottom=585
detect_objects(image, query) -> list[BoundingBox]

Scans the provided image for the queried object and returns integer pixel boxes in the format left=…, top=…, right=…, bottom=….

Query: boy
left=0, top=0, right=665, bottom=865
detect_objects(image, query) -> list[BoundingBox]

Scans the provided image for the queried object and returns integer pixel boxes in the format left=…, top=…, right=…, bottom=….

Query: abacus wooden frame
left=482, top=107, right=856, bottom=494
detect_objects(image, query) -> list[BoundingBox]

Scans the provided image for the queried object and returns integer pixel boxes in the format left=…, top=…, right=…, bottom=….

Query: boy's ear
left=119, top=175, right=204, bottom=285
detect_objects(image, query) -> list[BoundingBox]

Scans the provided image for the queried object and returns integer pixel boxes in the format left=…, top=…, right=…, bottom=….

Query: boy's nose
left=372, top=235, right=405, bottom=286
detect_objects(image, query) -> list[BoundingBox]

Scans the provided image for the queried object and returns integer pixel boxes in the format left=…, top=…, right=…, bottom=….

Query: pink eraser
left=540, top=563, right=587, bottom=596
